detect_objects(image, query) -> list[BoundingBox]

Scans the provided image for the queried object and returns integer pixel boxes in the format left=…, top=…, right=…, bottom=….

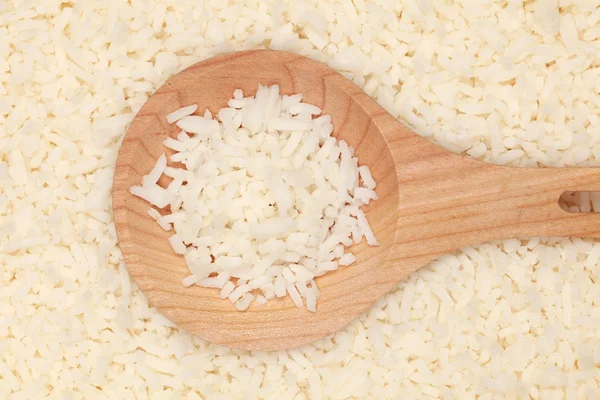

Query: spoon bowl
left=114, top=50, right=600, bottom=351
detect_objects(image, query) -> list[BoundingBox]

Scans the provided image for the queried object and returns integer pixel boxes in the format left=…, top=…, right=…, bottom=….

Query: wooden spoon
left=113, top=50, right=600, bottom=351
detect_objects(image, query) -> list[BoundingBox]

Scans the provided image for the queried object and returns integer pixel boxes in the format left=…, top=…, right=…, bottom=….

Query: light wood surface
left=113, top=50, right=600, bottom=351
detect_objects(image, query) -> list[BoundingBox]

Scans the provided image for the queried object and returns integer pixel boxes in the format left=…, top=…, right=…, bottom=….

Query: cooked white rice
left=3, top=0, right=600, bottom=398
left=131, top=85, right=378, bottom=312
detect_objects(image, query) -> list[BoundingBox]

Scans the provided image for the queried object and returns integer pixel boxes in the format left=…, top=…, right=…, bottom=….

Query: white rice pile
left=2, top=1, right=600, bottom=399
left=131, top=85, right=378, bottom=312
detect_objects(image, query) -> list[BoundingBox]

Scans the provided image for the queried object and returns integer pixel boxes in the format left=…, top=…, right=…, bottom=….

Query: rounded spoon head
left=113, top=50, right=401, bottom=351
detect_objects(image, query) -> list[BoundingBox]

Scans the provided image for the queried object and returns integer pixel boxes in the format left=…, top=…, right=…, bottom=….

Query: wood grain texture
left=113, top=50, right=600, bottom=351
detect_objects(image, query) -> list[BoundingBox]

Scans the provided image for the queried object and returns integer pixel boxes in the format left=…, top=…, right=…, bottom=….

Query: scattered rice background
left=1, top=1, right=600, bottom=399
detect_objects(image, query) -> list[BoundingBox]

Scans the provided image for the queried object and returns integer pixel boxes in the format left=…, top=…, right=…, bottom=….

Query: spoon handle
left=377, top=117, right=600, bottom=279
